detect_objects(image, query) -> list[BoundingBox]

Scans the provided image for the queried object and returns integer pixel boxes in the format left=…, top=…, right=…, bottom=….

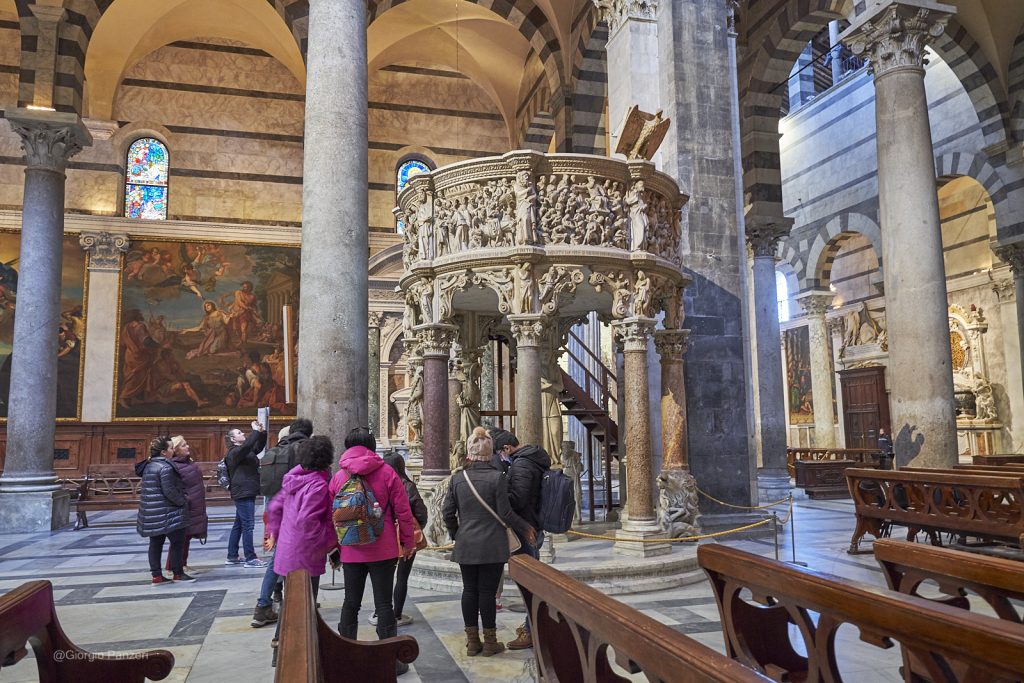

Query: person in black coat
left=380, top=452, right=428, bottom=627
left=444, top=427, right=535, bottom=657
left=224, top=420, right=268, bottom=567
left=136, top=435, right=192, bottom=585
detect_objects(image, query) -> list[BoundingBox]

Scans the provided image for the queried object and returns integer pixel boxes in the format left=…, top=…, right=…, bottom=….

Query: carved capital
left=413, top=323, right=458, bottom=358
left=5, top=108, right=91, bottom=172
left=842, top=0, right=954, bottom=78
left=79, top=231, right=129, bottom=271
left=611, top=317, right=656, bottom=353
left=654, top=329, right=689, bottom=360
left=993, top=242, right=1024, bottom=278
left=795, top=291, right=834, bottom=318
left=368, top=311, right=382, bottom=328
left=508, top=314, right=551, bottom=348
left=992, top=278, right=1016, bottom=303
left=593, top=0, right=658, bottom=33
left=745, top=217, right=791, bottom=259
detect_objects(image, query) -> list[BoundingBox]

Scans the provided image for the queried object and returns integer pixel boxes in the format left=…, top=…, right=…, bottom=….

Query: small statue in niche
left=406, top=365, right=424, bottom=443
left=511, top=262, right=534, bottom=314
left=625, top=180, right=649, bottom=252
left=513, top=171, right=539, bottom=245
left=633, top=270, right=653, bottom=318
left=972, top=373, right=997, bottom=422
left=453, top=197, right=471, bottom=251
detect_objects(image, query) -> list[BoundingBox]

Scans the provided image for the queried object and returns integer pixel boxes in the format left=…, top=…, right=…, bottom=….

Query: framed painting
left=114, top=239, right=299, bottom=420
left=784, top=326, right=814, bottom=425
left=0, top=233, right=87, bottom=420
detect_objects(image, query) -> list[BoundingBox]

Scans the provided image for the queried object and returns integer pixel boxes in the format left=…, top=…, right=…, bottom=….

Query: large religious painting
left=114, top=240, right=299, bottom=419
left=784, top=326, right=814, bottom=425
left=0, top=233, right=87, bottom=419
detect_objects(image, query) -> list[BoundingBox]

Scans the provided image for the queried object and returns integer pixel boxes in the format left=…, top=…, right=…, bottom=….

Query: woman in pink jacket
left=265, top=435, right=340, bottom=599
left=329, top=428, right=415, bottom=672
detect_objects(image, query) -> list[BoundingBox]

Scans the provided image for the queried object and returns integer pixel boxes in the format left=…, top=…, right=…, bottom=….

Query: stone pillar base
left=0, top=489, right=70, bottom=532
left=757, top=470, right=793, bottom=504
left=614, top=519, right=672, bottom=558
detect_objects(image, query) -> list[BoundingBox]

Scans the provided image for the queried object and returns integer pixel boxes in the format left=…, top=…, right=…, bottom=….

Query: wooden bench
left=786, top=446, right=882, bottom=477
left=74, top=463, right=232, bottom=530
left=698, top=544, right=1024, bottom=682
left=874, top=539, right=1024, bottom=623
left=844, top=467, right=1024, bottom=554
left=508, top=554, right=773, bottom=683
left=973, top=454, right=1024, bottom=466
left=0, top=580, right=174, bottom=682
left=275, top=569, right=418, bottom=682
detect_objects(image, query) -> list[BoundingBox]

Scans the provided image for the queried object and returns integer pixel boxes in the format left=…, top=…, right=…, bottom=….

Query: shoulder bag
left=462, top=470, right=522, bottom=554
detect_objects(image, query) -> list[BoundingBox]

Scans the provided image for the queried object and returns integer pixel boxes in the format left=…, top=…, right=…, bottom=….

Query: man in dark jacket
left=252, top=417, right=313, bottom=628
left=492, top=429, right=550, bottom=650
left=136, top=435, right=192, bottom=585
left=225, top=420, right=268, bottom=568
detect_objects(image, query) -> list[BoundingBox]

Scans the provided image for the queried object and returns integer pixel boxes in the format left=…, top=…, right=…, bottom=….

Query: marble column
left=795, top=291, right=837, bottom=448
left=842, top=0, right=957, bottom=468
left=416, top=324, right=457, bottom=490
left=747, top=220, right=793, bottom=501
left=0, top=108, right=90, bottom=532
left=368, top=312, right=381, bottom=438
left=654, top=328, right=700, bottom=537
left=993, top=243, right=1024, bottom=425
left=508, top=315, right=547, bottom=447
left=297, top=0, right=369, bottom=447
left=612, top=317, right=670, bottom=557
left=79, top=232, right=129, bottom=422
left=480, top=340, right=495, bottom=418
left=448, top=354, right=462, bottom=463
left=828, top=20, right=844, bottom=84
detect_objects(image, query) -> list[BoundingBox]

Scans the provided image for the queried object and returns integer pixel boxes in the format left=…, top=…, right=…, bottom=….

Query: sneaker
left=151, top=575, right=172, bottom=586
left=183, top=565, right=198, bottom=574
left=251, top=604, right=279, bottom=628
left=244, top=558, right=269, bottom=568
left=368, top=612, right=378, bottom=626
left=225, top=557, right=243, bottom=565
left=396, top=614, right=413, bottom=626
left=495, top=600, right=504, bottom=611
left=173, top=573, right=197, bottom=583
left=507, top=626, right=533, bottom=650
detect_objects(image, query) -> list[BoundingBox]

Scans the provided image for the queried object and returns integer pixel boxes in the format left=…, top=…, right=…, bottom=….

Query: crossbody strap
left=461, top=470, right=509, bottom=529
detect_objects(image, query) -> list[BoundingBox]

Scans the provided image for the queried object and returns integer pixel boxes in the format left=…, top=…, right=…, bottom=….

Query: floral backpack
left=332, top=470, right=386, bottom=546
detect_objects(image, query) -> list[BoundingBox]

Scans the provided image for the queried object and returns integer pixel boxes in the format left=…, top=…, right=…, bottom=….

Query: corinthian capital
left=795, top=290, right=834, bottom=318
left=413, top=323, right=458, bottom=358
left=593, top=0, right=658, bottom=33
left=654, top=329, right=689, bottom=360
left=4, top=108, right=91, bottom=172
left=508, top=314, right=551, bottom=348
left=745, top=216, right=792, bottom=259
left=841, top=0, right=954, bottom=77
left=611, top=317, right=656, bottom=353
left=993, top=241, right=1024, bottom=278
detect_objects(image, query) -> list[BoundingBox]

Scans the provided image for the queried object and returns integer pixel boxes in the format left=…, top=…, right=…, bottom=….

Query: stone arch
left=1009, top=29, right=1024, bottom=144
left=521, top=84, right=555, bottom=152
left=801, top=213, right=882, bottom=291
left=368, top=243, right=404, bottom=278
left=933, top=152, right=1015, bottom=238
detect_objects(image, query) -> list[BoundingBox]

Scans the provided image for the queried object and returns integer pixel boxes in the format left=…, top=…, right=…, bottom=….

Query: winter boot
left=465, top=627, right=483, bottom=656
left=251, top=604, right=278, bottom=628
left=481, top=628, right=506, bottom=656
left=507, top=625, right=533, bottom=650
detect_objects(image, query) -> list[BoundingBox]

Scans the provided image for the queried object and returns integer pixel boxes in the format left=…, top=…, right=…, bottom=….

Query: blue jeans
left=228, top=497, right=257, bottom=561
left=512, top=530, right=543, bottom=633
left=257, top=549, right=280, bottom=608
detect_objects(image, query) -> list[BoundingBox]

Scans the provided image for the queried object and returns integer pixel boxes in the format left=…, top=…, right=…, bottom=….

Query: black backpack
left=536, top=468, right=575, bottom=534
left=260, top=440, right=298, bottom=497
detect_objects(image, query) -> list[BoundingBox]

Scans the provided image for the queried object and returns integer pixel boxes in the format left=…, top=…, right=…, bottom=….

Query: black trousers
left=148, top=528, right=185, bottom=577
left=393, top=553, right=416, bottom=618
left=459, top=562, right=505, bottom=629
left=339, top=559, right=398, bottom=640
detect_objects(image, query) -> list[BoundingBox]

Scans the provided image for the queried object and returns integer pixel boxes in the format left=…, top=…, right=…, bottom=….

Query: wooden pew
left=844, top=467, right=1024, bottom=553
left=786, top=446, right=882, bottom=477
left=0, top=580, right=174, bottom=682
left=973, top=454, right=1024, bottom=466
left=874, top=538, right=1024, bottom=622
left=508, top=554, right=773, bottom=683
left=275, top=569, right=418, bottom=683
left=698, top=544, right=1024, bottom=682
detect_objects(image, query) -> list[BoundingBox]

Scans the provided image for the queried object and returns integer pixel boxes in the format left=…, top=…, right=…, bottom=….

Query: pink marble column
left=416, top=324, right=457, bottom=486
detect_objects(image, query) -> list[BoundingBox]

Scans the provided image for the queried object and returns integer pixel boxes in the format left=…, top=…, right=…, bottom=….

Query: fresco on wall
left=0, top=234, right=87, bottom=419
left=784, top=326, right=814, bottom=425
left=115, top=240, right=299, bottom=419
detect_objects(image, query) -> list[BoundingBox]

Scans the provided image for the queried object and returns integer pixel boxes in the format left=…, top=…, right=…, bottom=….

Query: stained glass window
left=124, top=138, right=168, bottom=220
left=396, top=158, right=431, bottom=233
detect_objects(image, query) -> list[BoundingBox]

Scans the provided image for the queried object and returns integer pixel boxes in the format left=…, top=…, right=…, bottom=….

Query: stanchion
left=771, top=511, right=780, bottom=561
left=321, top=566, right=344, bottom=590
left=787, top=494, right=807, bottom=567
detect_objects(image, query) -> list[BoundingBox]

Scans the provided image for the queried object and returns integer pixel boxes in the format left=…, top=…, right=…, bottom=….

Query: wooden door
left=840, top=367, right=891, bottom=449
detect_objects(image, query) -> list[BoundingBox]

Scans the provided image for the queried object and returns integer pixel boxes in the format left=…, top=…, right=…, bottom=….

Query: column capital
left=745, top=217, right=792, bottom=259
left=508, top=314, right=551, bottom=348
left=993, top=241, right=1024, bottom=278
left=841, top=0, right=954, bottom=78
left=794, top=290, right=835, bottom=318
left=79, top=231, right=129, bottom=272
left=611, top=316, right=656, bottom=352
left=4, top=108, right=91, bottom=172
left=368, top=311, right=382, bottom=329
left=413, top=323, right=458, bottom=358
left=992, top=278, right=1016, bottom=303
left=653, top=328, right=689, bottom=359
left=593, top=0, right=658, bottom=34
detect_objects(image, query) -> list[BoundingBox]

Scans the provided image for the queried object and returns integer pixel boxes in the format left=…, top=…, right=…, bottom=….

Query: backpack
left=260, top=440, right=297, bottom=497
left=216, top=456, right=231, bottom=490
left=332, top=470, right=386, bottom=546
left=537, top=468, right=575, bottom=534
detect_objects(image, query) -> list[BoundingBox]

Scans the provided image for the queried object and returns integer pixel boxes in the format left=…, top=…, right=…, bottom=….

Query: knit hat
left=466, top=427, right=493, bottom=462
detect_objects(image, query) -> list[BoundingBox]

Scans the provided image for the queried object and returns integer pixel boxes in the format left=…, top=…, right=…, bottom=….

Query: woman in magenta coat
left=266, top=436, right=340, bottom=593
left=329, top=428, right=415, bottom=663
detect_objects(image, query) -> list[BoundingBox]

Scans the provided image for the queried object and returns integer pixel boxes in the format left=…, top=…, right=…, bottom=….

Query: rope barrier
left=695, top=486, right=790, bottom=510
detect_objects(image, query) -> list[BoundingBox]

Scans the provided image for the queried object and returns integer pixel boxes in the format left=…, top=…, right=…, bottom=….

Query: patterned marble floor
left=0, top=497, right=923, bottom=682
